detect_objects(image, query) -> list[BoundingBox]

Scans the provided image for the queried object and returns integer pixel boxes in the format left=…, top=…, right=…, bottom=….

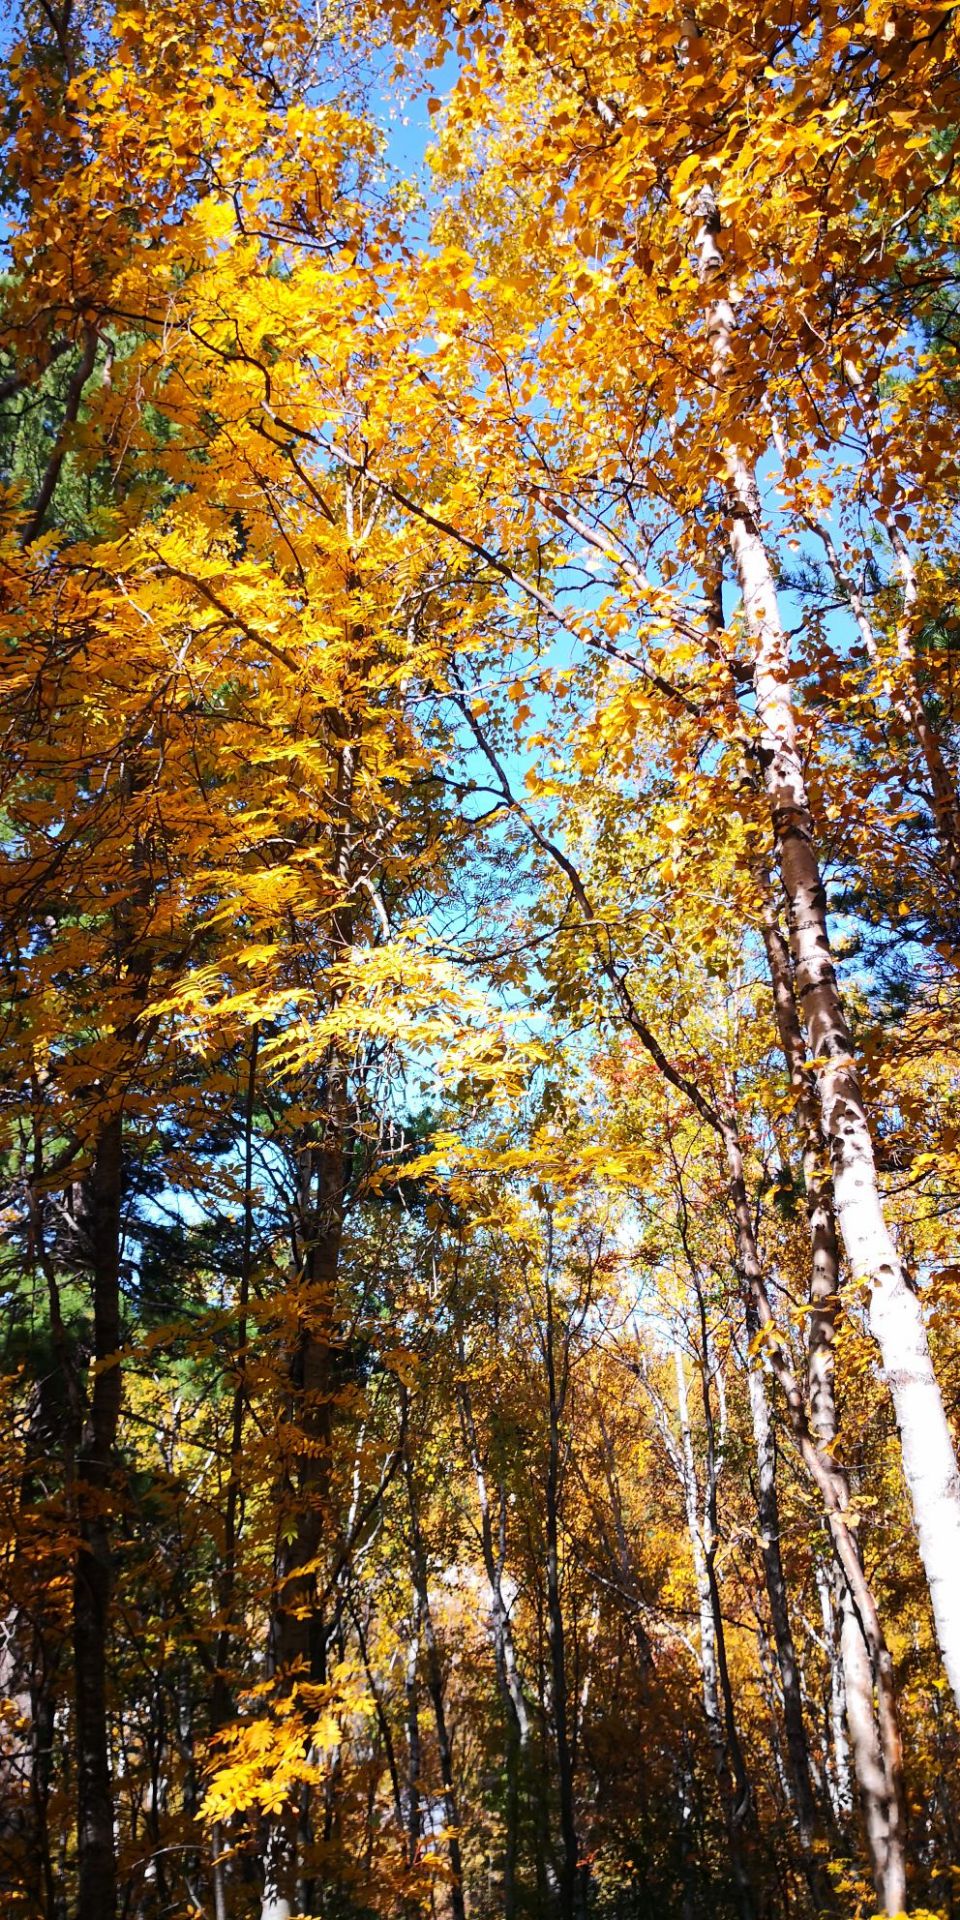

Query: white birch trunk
left=674, top=1347, right=722, bottom=1740
left=694, top=183, right=960, bottom=1717
left=815, top=1562, right=852, bottom=1823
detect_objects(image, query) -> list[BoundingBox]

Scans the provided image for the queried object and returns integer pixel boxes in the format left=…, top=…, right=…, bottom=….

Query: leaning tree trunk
left=404, top=1586, right=422, bottom=1877
left=693, top=177, right=960, bottom=1720
left=757, top=882, right=905, bottom=1901
left=815, top=1561, right=852, bottom=1826
left=720, top=1105, right=907, bottom=1917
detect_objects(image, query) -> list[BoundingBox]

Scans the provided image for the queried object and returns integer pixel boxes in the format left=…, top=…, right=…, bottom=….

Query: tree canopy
left=2, top=3, right=960, bottom=1917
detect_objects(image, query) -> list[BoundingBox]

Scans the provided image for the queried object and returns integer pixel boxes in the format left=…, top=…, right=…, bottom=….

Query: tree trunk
left=720, top=1106, right=907, bottom=1916
left=744, top=1325, right=834, bottom=1911
left=211, top=1028, right=259, bottom=1920
left=404, top=1451, right=467, bottom=1920
left=260, top=1136, right=342, bottom=1920
left=457, top=1378, right=528, bottom=1918
left=404, top=1587, right=422, bottom=1874
left=543, top=1256, right=581, bottom=1920
left=673, top=1347, right=756, bottom=1920
left=695, top=179, right=960, bottom=1721
left=0, top=1367, right=64, bottom=1920
left=843, top=360, right=960, bottom=889
left=73, top=1113, right=123, bottom=1920
left=815, top=1561, right=852, bottom=1826
left=458, top=1376, right=531, bottom=1738
left=756, top=883, right=842, bottom=1451
left=757, top=895, right=909, bottom=1904
left=260, top=728, right=357, bottom=1917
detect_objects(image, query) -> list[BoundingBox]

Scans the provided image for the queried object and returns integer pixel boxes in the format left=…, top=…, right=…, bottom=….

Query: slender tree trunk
left=404, top=1452, right=467, bottom=1920
left=720, top=1108, right=907, bottom=1916
left=404, top=1588, right=422, bottom=1874
left=261, top=1135, right=341, bottom=1920
left=460, top=617, right=912, bottom=1909
left=543, top=1257, right=580, bottom=1920
left=757, top=871, right=909, bottom=1907
left=673, top=1347, right=756, bottom=1920
left=743, top=1322, right=834, bottom=1911
left=756, top=884, right=841, bottom=1451
left=73, top=1113, right=123, bottom=1920
left=815, top=1562, right=852, bottom=1827
left=503, top=1708, right=521, bottom=1920
left=457, top=1378, right=527, bottom=1919
left=211, top=1028, right=258, bottom=1920
left=457, top=1377, right=530, bottom=1747
left=532, top=1597, right=556, bottom=1915
left=694, top=179, right=960, bottom=1720
left=843, top=361, right=960, bottom=887
left=0, top=1367, right=65, bottom=1920
left=260, top=726, right=358, bottom=1918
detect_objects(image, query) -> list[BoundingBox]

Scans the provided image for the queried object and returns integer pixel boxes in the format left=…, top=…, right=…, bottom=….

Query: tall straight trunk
left=0, top=1365, right=66, bottom=1920
left=211, top=1029, right=259, bottom=1920
left=404, top=1452, right=467, bottom=1920
left=694, top=180, right=960, bottom=1720
left=260, top=729, right=357, bottom=1919
left=457, top=1376, right=530, bottom=1745
left=815, top=1562, right=852, bottom=1826
left=531, top=1596, right=557, bottom=1915
left=404, top=1588, right=422, bottom=1874
left=260, top=1134, right=342, bottom=1920
left=73, top=1112, right=123, bottom=1920
left=543, top=1257, right=581, bottom=1920
left=596, top=1408, right=654, bottom=1679
left=457, top=1377, right=527, bottom=1919
left=756, top=884, right=841, bottom=1451
left=673, top=1347, right=756, bottom=1920
left=502, top=1703, right=521, bottom=1920
left=69, top=754, right=154, bottom=1920
left=743, top=1323, right=834, bottom=1912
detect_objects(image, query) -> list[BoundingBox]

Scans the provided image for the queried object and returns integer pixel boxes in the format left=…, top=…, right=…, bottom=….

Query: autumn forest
left=3, top=2, right=960, bottom=1917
